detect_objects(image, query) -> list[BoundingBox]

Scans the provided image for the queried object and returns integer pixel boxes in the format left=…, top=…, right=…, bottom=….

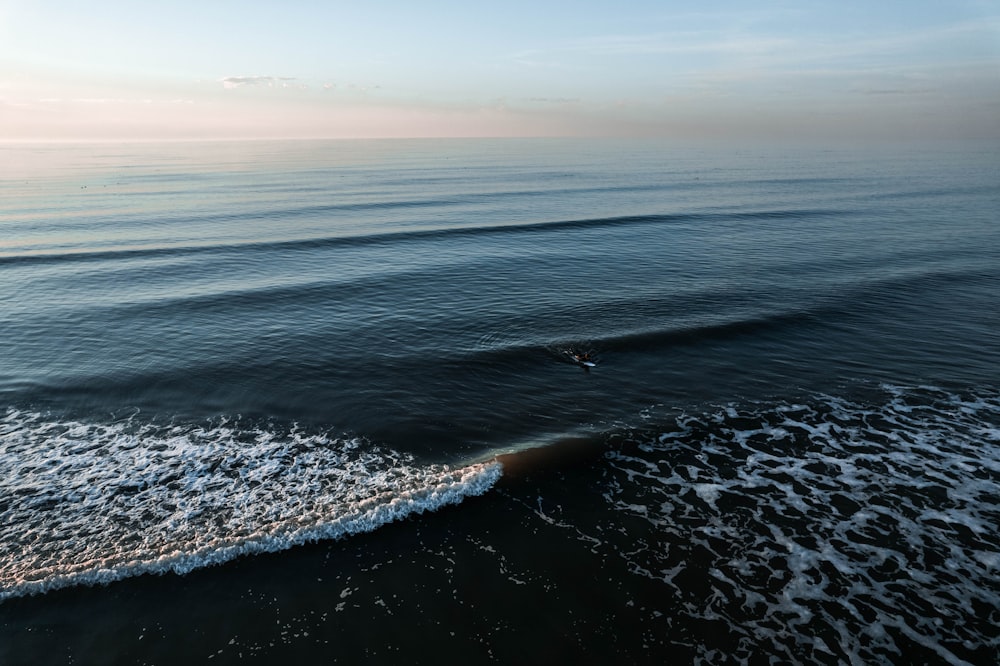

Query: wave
left=13, top=258, right=987, bottom=401
left=0, top=412, right=501, bottom=602
left=0, top=207, right=846, bottom=267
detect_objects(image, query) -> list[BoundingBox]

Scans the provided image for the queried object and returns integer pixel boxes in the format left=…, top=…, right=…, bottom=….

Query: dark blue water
left=2, top=138, right=998, bottom=664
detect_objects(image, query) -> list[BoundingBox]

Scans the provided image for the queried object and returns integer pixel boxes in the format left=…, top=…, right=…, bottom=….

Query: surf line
left=0, top=460, right=503, bottom=602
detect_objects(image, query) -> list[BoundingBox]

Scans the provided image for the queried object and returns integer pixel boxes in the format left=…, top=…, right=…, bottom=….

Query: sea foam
left=0, top=411, right=501, bottom=601
left=594, top=386, right=1000, bottom=664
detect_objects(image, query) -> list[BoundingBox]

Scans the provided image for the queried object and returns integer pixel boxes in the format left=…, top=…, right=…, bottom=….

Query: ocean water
left=1, top=138, right=998, bottom=664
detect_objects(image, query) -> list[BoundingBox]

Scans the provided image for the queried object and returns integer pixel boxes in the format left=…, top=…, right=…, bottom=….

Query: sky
left=1, top=0, right=998, bottom=140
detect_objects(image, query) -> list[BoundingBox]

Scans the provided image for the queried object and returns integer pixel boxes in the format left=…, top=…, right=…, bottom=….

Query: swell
left=457, top=262, right=1000, bottom=363
left=10, top=258, right=995, bottom=400
left=0, top=207, right=846, bottom=267
left=5, top=180, right=701, bottom=227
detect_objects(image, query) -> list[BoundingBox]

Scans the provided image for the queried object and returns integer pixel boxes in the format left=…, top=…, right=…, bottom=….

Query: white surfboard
left=566, top=351, right=596, bottom=367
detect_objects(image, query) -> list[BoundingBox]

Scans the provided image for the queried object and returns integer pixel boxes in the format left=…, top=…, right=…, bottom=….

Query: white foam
left=0, top=412, right=502, bottom=601
left=601, top=386, right=1000, bottom=663
left=692, top=483, right=722, bottom=509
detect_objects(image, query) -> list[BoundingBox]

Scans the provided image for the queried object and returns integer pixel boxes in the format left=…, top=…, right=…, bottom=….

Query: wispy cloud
left=507, top=30, right=794, bottom=69
left=855, top=87, right=935, bottom=96
left=508, top=15, right=1000, bottom=73
left=527, top=97, right=580, bottom=104
left=564, top=33, right=790, bottom=57
left=35, top=97, right=155, bottom=104
left=219, top=76, right=299, bottom=89
left=24, top=96, right=196, bottom=107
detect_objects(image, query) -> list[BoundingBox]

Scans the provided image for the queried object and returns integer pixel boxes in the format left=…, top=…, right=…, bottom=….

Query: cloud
left=34, top=97, right=158, bottom=104
left=508, top=15, right=1000, bottom=76
left=220, top=76, right=298, bottom=89
left=507, top=31, right=793, bottom=68
left=855, top=88, right=934, bottom=96
left=527, top=97, right=580, bottom=104
left=568, top=33, right=791, bottom=57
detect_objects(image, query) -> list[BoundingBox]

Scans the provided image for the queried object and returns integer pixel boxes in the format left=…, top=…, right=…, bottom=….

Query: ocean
left=1, top=137, right=998, bottom=664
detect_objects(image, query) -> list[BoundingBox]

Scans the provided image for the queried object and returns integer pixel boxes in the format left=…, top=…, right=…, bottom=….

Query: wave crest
left=0, top=412, right=501, bottom=601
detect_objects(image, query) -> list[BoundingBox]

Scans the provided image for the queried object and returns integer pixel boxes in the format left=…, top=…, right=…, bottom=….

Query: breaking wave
left=0, top=412, right=501, bottom=602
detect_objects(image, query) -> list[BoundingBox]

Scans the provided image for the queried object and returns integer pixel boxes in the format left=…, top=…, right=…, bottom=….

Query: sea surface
left=1, top=138, right=998, bottom=664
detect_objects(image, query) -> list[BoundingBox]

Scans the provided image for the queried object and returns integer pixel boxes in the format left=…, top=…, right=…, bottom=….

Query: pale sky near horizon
left=1, top=1, right=998, bottom=141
